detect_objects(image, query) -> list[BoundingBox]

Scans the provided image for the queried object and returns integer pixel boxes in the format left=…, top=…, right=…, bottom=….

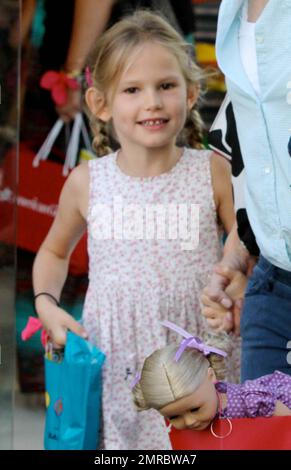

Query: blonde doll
left=133, top=321, right=291, bottom=432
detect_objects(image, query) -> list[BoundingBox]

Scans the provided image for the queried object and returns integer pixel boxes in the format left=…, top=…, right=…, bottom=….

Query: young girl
left=132, top=321, right=291, bottom=432
left=33, top=11, right=239, bottom=450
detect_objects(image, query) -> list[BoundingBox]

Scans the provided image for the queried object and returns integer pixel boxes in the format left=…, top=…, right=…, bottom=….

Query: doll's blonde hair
left=132, top=330, right=231, bottom=411
left=87, top=9, right=205, bottom=156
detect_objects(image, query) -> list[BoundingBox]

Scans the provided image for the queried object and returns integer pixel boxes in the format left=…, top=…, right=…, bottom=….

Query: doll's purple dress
left=216, top=371, right=291, bottom=417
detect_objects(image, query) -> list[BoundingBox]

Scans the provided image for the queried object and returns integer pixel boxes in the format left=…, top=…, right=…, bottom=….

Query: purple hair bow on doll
left=161, top=320, right=227, bottom=361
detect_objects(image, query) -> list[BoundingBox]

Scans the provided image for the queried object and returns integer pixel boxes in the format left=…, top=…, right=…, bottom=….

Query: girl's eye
left=160, top=82, right=175, bottom=90
left=124, top=87, right=138, bottom=94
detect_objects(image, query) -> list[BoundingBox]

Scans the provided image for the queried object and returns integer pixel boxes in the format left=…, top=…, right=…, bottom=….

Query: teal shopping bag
left=44, top=332, right=105, bottom=450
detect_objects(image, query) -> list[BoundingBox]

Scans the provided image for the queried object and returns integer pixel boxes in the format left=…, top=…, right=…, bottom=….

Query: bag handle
left=63, top=113, right=82, bottom=176
left=81, top=115, right=92, bottom=150
left=33, top=118, right=64, bottom=167
left=33, top=113, right=92, bottom=175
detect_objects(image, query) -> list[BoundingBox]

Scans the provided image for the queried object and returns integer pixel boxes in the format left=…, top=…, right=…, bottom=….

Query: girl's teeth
left=143, top=120, right=164, bottom=126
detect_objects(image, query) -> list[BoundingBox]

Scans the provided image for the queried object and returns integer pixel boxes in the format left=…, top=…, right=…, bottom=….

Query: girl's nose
left=144, top=89, right=162, bottom=110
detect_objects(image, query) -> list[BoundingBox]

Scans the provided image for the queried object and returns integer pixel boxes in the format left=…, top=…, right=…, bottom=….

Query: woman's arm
left=33, top=163, right=89, bottom=345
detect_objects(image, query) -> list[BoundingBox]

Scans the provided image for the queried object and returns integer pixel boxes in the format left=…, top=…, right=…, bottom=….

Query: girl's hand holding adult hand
left=201, top=266, right=248, bottom=335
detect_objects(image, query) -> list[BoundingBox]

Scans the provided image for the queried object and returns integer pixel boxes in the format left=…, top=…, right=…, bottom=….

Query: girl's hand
left=201, top=267, right=247, bottom=335
left=201, top=266, right=234, bottom=333
left=36, top=299, right=88, bottom=347
left=201, top=295, right=234, bottom=332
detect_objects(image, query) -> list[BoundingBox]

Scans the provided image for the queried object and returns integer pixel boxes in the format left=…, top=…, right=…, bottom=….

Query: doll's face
left=159, top=368, right=218, bottom=431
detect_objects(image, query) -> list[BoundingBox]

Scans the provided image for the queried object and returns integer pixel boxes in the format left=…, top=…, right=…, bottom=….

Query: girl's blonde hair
left=132, top=330, right=231, bottom=411
left=88, top=9, right=205, bottom=156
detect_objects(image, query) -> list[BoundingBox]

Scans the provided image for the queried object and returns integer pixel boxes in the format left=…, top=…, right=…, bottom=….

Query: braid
left=201, top=330, right=232, bottom=381
left=90, top=117, right=113, bottom=157
left=180, top=105, right=205, bottom=149
left=132, top=382, right=150, bottom=411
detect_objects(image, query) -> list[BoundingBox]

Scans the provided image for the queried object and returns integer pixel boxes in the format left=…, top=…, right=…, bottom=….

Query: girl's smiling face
left=159, top=368, right=218, bottom=431
left=103, top=41, right=197, bottom=153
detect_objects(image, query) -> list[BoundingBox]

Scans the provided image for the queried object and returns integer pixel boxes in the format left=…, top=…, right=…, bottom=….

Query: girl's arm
left=32, top=164, right=89, bottom=346
left=202, top=155, right=258, bottom=333
left=204, top=154, right=247, bottom=333
left=210, top=152, right=235, bottom=235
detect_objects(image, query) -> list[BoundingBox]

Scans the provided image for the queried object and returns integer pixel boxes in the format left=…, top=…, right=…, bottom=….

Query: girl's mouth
left=138, top=118, right=169, bottom=128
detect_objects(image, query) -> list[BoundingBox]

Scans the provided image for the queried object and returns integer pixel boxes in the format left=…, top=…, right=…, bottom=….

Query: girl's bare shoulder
left=210, top=151, right=231, bottom=174
left=66, top=161, right=89, bottom=192
left=62, top=162, right=90, bottom=219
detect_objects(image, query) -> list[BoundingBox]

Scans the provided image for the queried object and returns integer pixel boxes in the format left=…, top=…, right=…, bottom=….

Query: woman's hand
left=55, top=88, right=82, bottom=122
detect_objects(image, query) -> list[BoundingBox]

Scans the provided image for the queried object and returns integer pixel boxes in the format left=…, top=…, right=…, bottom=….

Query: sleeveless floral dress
left=83, top=148, right=241, bottom=449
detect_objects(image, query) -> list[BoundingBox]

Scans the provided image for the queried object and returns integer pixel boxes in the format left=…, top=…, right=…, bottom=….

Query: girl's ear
left=207, top=367, right=217, bottom=383
left=187, top=85, right=199, bottom=111
left=85, top=87, right=112, bottom=122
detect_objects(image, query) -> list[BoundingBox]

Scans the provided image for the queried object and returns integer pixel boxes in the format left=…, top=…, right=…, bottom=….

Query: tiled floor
left=13, top=391, right=45, bottom=450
